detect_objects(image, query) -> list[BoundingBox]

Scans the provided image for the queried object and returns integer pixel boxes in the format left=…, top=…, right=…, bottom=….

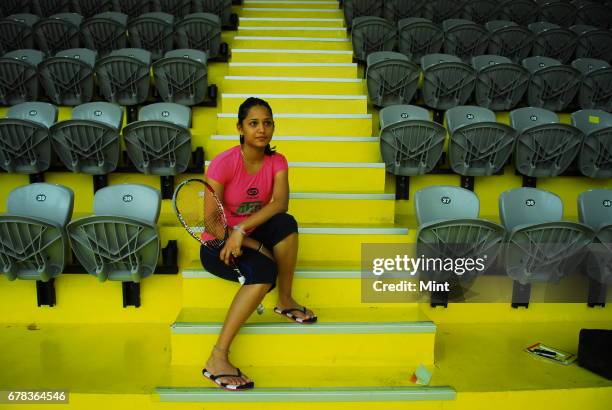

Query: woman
left=200, top=97, right=317, bottom=391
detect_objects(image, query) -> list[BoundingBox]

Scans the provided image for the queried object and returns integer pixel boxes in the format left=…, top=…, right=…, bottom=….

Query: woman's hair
left=237, top=97, right=276, bottom=156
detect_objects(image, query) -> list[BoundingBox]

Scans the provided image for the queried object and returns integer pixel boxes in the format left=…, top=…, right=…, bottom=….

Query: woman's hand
left=220, top=229, right=244, bottom=265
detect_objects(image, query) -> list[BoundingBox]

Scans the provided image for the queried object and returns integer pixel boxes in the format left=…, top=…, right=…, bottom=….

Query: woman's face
left=238, top=105, right=274, bottom=149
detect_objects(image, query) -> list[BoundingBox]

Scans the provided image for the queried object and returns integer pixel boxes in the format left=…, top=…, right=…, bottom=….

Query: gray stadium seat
left=529, top=22, right=577, bottom=64
left=32, top=0, right=71, bottom=16
left=445, top=105, right=517, bottom=176
left=128, top=12, right=174, bottom=61
left=39, top=48, right=97, bottom=106
left=472, top=54, right=530, bottom=110
left=510, top=106, right=583, bottom=177
left=421, top=53, right=477, bottom=110
left=0, top=49, right=44, bottom=105
left=415, top=186, right=505, bottom=283
left=379, top=104, right=446, bottom=175
left=575, top=1, right=612, bottom=29
left=175, top=13, right=222, bottom=60
left=0, top=102, right=57, bottom=174
left=75, top=0, right=118, bottom=18
left=67, top=184, right=161, bottom=282
left=500, top=187, right=593, bottom=284
left=160, top=0, right=192, bottom=18
left=343, top=0, right=383, bottom=28
left=539, top=0, right=577, bottom=27
left=384, top=0, right=426, bottom=24
left=579, top=189, right=612, bottom=284
left=572, top=25, right=612, bottom=63
left=81, top=12, right=128, bottom=56
left=95, top=48, right=152, bottom=106
left=442, top=19, right=489, bottom=61
left=50, top=102, right=123, bottom=175
left=122, top=103, right=192, bottom=175
left=0, top=14, right=38, bottom=55
left=351, top=16, right=397, bottom=63
left=33, top=13, right=83, bottom=55
left=397, top=18, right=443, bottom=63
left=194, top=0, right=233, bottom=28
left=118, top=0, right=161, bottom=19
left=427, top=0, right=466, bottom=23
left=462, top=0, right=498, bottom=25
left=152, top=49, right=208, bottom=106
left=571, top=109, right=612, bottom=178
left=0, top=183, right=74, bottom=282
left=572, top=58, right=612, bottom=111
left=486, top=20, right=534, bottom=63
left=496, top=0, right=540, bottom=26
left=1, top=1, right=31, bottom=16
left=522, top=56, right=581, bottom=111
left=366, top=51, right=420, bottom=107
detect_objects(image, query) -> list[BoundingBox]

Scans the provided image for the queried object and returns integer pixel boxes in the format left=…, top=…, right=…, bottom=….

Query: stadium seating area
left=0, top=1, right=611, bottom=409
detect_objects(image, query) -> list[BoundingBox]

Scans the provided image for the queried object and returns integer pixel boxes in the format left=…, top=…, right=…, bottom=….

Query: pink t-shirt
left=204, top=146, right=288, bottom=240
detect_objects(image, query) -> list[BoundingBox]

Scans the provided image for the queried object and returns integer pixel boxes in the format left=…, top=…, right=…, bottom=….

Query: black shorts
left=199, top=213, right=298, bottom=290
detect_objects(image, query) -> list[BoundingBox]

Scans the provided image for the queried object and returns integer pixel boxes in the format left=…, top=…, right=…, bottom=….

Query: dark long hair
left=237, top=97, right=276, bottom=156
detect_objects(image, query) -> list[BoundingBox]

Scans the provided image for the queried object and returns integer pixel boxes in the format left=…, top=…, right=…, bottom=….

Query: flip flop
left=273, top=306, right=318, bottom=324
left=202, top=368, right=254, bottom=391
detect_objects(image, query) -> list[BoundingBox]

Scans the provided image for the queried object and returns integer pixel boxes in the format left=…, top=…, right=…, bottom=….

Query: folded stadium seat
left=0, top=49, right=45, bottom=105
left=118, top=0, right=161, bottom=19
left=414, top=186, right=505, bottom=306
left=1, top=0, right=31, bottom=16
left=50, top=102, right=123, bottom=174
left=528, top=22, right=577, bottom=64
left=38, top=48, right=97, bottom=106
left=445, top=105, right=517, bottom=176
left=495, top=0, right=540, bottom=26
left=427, top=0, right=466, bottom=23
left=159, top=0, right=192, bottom=18
left=472, top=54, right=530, bottom=110
left=522, top=56, right=581, bottom=111
left=32, top=0, right=71, bottom=16
left=462, top=0, right=498, bottom=25
left=0, top=183, right=74, bottom=285
left=350, top=16, right=397, bottom=63
left=0, top=14, right=39, bottom=55
left=510, top=106, right=583, bottom=177
left=122, top=103, right=192, bottom=175
left=194, top=0, right=236, bottom=29
left=383, top=0, right=427, bottom=24
left=572, top=25, right=612, bottom=63
left=572, top=58, right=612, bottom=111
left=152, top=49, right=209, bottom=106
left=67, top=184, right=161, bottom=284
left=574, top=0, right=612, bottom=29
left=499, top=187, right=593, bottom=306
left=365, top=51, right=420, bottom=107
left=95, top=48, right=152, bottom=106
left=0, top=102, right=57, bottom=174
left=538, top=0, right=577, bottom=27
left=379, top=104, right=446, bottom=182
left=397, top=18, right=443, bottom=63
left=175, top=13, right=223, bottom=60
left=571, top=109, right=612, bottom=177
left=343, top=0, right=383, bottom=28
left=33, top=13, right=83, bottom=56
left=421, top=53, right=477, bottom=110
left=76, top=0, right=118, bottom=18
left=81, top=12, right=128, bottom=56
left=128, top=12, right=174, bottom=61
left=485, top=20, right=534, bottom=63
left=578, top=189, right=612, bottom=288
left=442, top=19, right=490, bottom=62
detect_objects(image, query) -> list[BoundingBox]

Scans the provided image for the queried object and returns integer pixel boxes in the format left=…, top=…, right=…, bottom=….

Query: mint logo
left=36, top=194, right=46, bottom=202
left=123, top=194, right=133, bottom=203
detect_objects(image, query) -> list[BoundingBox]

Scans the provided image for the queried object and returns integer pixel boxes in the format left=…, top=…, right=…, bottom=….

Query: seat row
left=367, top=52, right=611, bottom=112
left=1, top=0, right=232, bottom=19
left=351, top=16, right=612, bottom=64
left=379, top=104, right=612, bottom=179
left=0, top=47, right=215, bottom=106
left=345, top=0, right=612, bottom=29
left=0, top=11, right=229, bottom=59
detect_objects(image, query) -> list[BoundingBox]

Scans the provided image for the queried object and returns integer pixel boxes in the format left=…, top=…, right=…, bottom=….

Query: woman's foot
left=204, top=347, right=252, bottom=389
left=275, top=297, right=317, bottom=322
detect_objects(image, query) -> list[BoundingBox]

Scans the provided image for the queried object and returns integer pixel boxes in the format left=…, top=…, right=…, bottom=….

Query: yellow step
left=231, top=36, right=352, bottom=50
left=221, top=76, right=365, bottom=94
left=230, top=48, right=354, bottom=63
left=238, top=17, right=345, bottom=27
left=237, top=26, right=347, bottom=38
left=207, top=135, right=381, bottom=162
left=242, top=0, right=340, bottom=9
left=221, top=93, right=367, bottom=113
left=170, top=307, right=435, bottom=367
left=240, top=8, right=344, bottom=19
left=227, top=62, right=358, bottom=77
left=217, top=112, right=372, bottom=136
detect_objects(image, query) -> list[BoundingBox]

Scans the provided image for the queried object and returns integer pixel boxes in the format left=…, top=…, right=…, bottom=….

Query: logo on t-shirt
left=235, top=201, right=262, bottom=215
left=247, top=187, right=259, bottom=197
